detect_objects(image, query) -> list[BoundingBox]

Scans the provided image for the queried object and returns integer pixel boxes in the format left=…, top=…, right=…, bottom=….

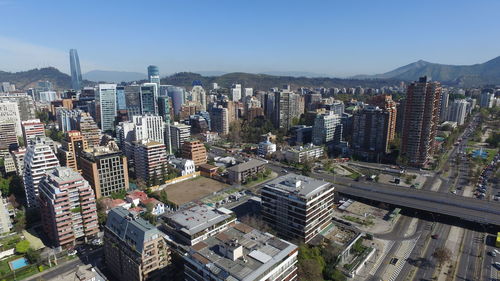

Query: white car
left=68, top=250, right=77, bottom=256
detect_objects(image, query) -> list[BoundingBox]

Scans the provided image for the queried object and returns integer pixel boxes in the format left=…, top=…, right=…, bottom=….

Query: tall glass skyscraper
left=147, top=65, right=160, bottom=86
left=69, top=49, right=83, bottom=90
left=140, top=83, right=158, bottom=115
left=97, top=84, right=117, bottom=132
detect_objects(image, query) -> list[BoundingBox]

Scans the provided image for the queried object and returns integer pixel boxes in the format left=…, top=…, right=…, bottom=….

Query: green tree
left=26, top=248, right=41, bottom=263
left=15, top=240, right=30, bottom=253
left=159, top=190, right=169, bottom=204
left=13, top=209, right=26, bottom=233
left=0, top=177, right=10, bottom=195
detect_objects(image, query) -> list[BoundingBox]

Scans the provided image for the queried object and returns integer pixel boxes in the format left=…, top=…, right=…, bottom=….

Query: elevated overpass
left=334, top=183, right=500, bottom=226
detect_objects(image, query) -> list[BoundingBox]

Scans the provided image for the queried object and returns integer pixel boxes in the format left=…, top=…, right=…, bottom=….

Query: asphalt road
left=25, top=247, right=104, bottom=281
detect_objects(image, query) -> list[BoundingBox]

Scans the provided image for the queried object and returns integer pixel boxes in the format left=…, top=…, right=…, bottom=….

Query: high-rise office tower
left=147, top=65, right=160, bottom=87
left=401, top=77, right=441, bottom=168
left=23, top=137, right=61, bottom=208
left=116, top=86, right=127, bottom=111
left=140, top=83, right=158, bottom=115
left=57, top=130, right=88, bottom=172
left=167, top=86, right=186, bottom=116
left=39, top=167, right=98, bottom=249
left=79, top=144, right=129, bottom=199
left=97, top=84, right=117, bottom=132
left=124, top=85, right=142, bottom=119
left=69, top=49, right=83, bottom=91
left=21, top=119, right=45, bottom=146
left=352, top=106, right=391, bottom=161
left=312, top=111, right=342, bottom=146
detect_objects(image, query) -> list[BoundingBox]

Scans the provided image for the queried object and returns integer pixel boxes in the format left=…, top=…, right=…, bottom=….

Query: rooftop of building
left=188, top=222, right=297, bottom=281
left=106, top=207, right=162, bottom=253
left=165, top=205, right=234, bottom=236
left=198, top=163, right=218, bottom=170
left=287, top=144, right=323, bottom=152
left=263, top=173, right=332, bottom=198
left=227, top=159, right=266, bottom=173
left=44, top=167, right=84, bottom=185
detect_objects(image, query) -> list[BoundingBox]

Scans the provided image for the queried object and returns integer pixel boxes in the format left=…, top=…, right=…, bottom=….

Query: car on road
left=431, top=234, right=439, bottom=239
left=495, top=262, right=500, bottom=269
left=68, top=249, right=77, bottom=256
left=491, top=251, right=497, bottom=257
left=282, top=169, right=288, bottom=173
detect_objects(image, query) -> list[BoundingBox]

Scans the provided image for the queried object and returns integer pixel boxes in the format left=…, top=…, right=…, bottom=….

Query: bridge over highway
left=334, top=183, right=500, bottom=226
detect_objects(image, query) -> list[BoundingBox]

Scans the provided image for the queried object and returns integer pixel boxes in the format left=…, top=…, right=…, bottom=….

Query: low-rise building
left=227, top=159, right=267, bottom=184
left=284, top=144, right=324, bottom=163
left=163, top=205, right=236, bottom=246
left=184, top=222, right=298, bottom=281
left=261, top=174, right=334, bottom=243
left=169, top=158, right=196, bottom=176
left=198, top=163, right=218, bottom=178
left=104, top=207, right=170, bottom=281
left=257, top=139, right=276, bottom=157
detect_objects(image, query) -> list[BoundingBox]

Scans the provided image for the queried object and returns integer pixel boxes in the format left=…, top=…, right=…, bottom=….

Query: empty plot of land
left=163, top=177, right=229, bottom=206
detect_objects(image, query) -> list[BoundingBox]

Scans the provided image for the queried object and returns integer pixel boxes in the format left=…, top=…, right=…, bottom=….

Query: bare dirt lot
left=162, top=176, right=229, bottom=206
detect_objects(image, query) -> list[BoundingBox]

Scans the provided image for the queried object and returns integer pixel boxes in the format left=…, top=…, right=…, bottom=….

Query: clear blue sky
left=0, top=0, right=499, bottom=77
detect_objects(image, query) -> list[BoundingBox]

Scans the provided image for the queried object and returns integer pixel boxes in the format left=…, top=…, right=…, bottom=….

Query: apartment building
left=39, top=167, right=99, bottom=249
left=57, top=130, right=88, bottom=172
left=283, top=144, right=324, bottom=164
left=401, top=76, right=441, bottom=167
left=134, top=140, right=168, bottom=185
left=104, top=207, right=170, bottom=281
left=181, top=139, right=207, bottom=166
left=23, top=137, right=61, bottom=208
left=261, top=174, right=334, bottom=243
left=227, top=159, right=267, bottom=184
left=21, top=119, right=46, bottom=146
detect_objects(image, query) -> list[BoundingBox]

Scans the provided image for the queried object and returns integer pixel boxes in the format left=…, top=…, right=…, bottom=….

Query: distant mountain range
left=353, top=56, right=500, bottom=86
left=1, top=56, right=499, bottom=90
left=0, top=67, right=73, bottom=90
left=83, top=70, right=146, bottom=82
left=160, top=72, right=398, bottom=90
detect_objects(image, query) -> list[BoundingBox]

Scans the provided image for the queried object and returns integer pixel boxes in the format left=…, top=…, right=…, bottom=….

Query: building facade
left=104, top=207, right=170, bottom=281
left=181, top=139, right=207, bottom=166
left=23, top=137, right=61, bottom=207
left=97, top=84, right=117, bottom=132
left=351, top=106, right=391, bottom=161
left=134, top=140, right=168, bottom=186
left=401, top=77, right=442, bottom=167
left=39, top=167, right=98, bottom=249
left=57, top=130, right=88, bottom=172
left=21, top=119, right=46, bottom=146
left=261, top=174, right=334, bottom=243
left=312, top=111, right=342, bottom=146
left=79, top=144, right=129, bottom=199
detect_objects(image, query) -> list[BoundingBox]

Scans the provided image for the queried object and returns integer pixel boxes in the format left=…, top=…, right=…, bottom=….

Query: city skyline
left=0, top=0, right=499, bottom=76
